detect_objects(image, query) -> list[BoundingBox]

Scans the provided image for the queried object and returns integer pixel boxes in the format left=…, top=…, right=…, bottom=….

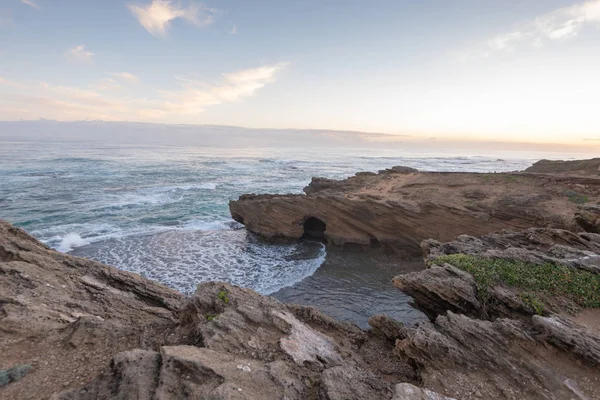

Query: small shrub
left=565, top=190, right=589, bottom=204
left=520, top=292, right=544, bottom=315
left=0, top=364, right=33, bottom=386
left=217, top=290, right=230, bottom=304
left=205, top=314, right=217, bottom=322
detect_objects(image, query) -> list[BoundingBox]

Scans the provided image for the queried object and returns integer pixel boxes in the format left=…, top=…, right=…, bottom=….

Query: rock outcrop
left=0, top=220, right=441, bottom=400
left=387, top=227, right=600, bottom=399
left=2, top=219, right=600, bottom=399
left=525, top=158, right=600, bottom=175
left=0, top=220, right=183, bottom=399
left=229, top=167, right=600, bottom=257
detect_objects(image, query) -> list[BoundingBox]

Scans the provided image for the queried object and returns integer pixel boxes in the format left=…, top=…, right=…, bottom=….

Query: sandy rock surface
left=230, top=160, right=600, bottom=257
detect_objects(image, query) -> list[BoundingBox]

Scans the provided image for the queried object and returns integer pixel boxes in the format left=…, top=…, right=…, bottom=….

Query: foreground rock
left=0, top=221, right=183, bottom=399
left=3, top=219, right=600, bottom=399
left=0, top=220, right=439, bottom=399
left=389, top=227, right=600, bottom=399
left=229, top=163, right=600, bottom=257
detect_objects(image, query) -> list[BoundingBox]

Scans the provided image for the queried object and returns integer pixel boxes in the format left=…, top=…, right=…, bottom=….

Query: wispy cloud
left=65, top=45, right=95, bottom=64
left=128, top=0, right=215, bottom=37
left=230, top=25, right=237, bottom=35
left=160, top=63, right=289, bottom=113
left=20, top=0, right=40, bottom=9
left=111, top=72, right=140, bottom=84
left=0, top=62, right=288, bottom=121
left=89, top=78, right=123, bottom=91
left=488, top=0, right=600, bottom=52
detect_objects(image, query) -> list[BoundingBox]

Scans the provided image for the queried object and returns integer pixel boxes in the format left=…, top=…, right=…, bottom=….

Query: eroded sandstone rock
left=230, top=168, right=599, bottom=255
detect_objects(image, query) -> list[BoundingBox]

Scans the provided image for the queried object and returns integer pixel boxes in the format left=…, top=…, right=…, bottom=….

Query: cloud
left=89, top=78, right=123, bottom=91
left=0, top=62, right=288, bottom=121
left=230, top=25, right=237, bottom=35
left=20, top=0, right=40, bottom=9
left=160, top=63, right=289, bottom=113
left=65, top=45, right=95, bottom=64
left=111, top=72, right=140, bottom=84
left=128, top=0, right=215, bottom=37
left=488, top=0, right=600, bottom=52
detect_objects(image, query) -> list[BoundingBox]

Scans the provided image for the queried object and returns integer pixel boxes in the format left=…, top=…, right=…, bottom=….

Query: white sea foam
left=196, top=182, right=217, bottom=190
left=72, top=230, right=327, bottom=295
left=57, top=233, right=90, bottom=253
left=181, top=219, right=242, bottom=231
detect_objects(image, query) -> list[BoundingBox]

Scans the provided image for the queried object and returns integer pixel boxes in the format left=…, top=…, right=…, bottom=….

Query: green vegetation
left=565, top=190, right=589, bottom=204
left=0, top=364, right=33, bottom=387
left=481, top=174, right=492, bottom=183
left=217, top=290, right=230, bottom=304
left=205, top=314, right=217, bottom=322
left=431, top=254, right=600, bottom=312
left=519, top=292, right=544, bottom=315
left=504, top=175, right=519, bottom=183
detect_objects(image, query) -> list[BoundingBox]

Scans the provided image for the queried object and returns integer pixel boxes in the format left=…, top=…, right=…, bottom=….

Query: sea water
left=0, top=140, right=565, bottom=327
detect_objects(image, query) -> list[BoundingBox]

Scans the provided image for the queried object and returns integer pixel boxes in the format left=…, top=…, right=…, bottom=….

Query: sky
left=0, top=0, right=599, bottom=145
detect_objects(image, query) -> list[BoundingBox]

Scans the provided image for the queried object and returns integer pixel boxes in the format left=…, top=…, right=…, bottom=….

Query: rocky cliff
left=390, top=227, right=600, bottom=399
left=1, top=219, right=600, bottom=399
left=0, top=220, right=443, bottom=400
left=229, top=164, right=600, bottom=257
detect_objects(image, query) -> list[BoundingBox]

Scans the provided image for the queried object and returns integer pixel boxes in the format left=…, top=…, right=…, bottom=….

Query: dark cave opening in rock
left=303, top=217, right=327, bottom=241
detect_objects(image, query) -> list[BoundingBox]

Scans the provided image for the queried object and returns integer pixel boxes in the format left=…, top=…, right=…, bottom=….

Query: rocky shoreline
left=229, top=159, right=600, bottom=257
left=1, top=158, right=599, bottom=399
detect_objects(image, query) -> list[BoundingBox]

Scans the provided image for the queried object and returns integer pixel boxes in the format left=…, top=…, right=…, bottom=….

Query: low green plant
left=565, top=190, right=589, bottom=204
left=481, top=174, right=492, bottom=183
left=205, top=314, right=217, bottom=322
left=217, top=290, right=230, bottom=304
left=0, top=364, right=33, bottom=386
left=504, top=175, right=519, bottom=183
left=520, top=292, right=544, bottom=315
left=431, top=254, right=600, bottom=310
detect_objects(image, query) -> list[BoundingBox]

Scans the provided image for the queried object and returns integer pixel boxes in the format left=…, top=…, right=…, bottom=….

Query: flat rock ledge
left=229, top=162, right=600, bottom=257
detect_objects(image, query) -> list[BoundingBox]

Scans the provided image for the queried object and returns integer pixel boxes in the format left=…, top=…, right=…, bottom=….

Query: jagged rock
left=390, top=227, right=600, bottom=399
left=392, top=264, right=483, bottom=320
left=382, top=166, right=419, bottom=174
left=303, top=177, right=344, bottom=194
left=390, top=312, right=600, bottom=400
left=51, top=281, right=412, bottom=400
left=0, top=220, right=183, bottom=399
left=531, top=315, right=600, bottom=367
left=52, top=350, right=161, bottom=400
left=318, top=365, right=392, bottom=400
left=4, top=216, right=600, bottom=400
left=423, top=228, right=600, bottom=274
left=230, top=169, right=598, bottom=256
left=576, top=205, right=600, bottom=233
left=525, top=158, right=600, bottom=175
left=393, top=383, right=456, bottom=400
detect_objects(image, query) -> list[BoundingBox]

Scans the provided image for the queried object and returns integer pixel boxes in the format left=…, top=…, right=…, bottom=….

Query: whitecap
left=57, top=233, right=90, bottom=253
left=181, top=219, right=243, bottom=231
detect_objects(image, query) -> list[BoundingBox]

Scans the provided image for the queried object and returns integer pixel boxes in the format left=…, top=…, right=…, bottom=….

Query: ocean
left=0, top=140, right=575, bottom=327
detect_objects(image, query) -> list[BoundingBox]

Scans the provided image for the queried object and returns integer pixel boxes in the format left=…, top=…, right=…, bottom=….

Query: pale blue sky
left=1, top=0, right=599, bottom=143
